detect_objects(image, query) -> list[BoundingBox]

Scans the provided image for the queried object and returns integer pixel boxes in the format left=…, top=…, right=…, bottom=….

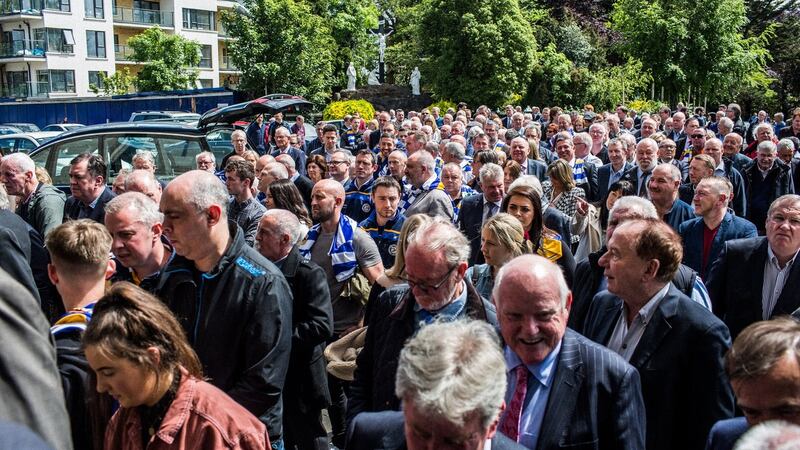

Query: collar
left=504, top=340, right=562, bottom=388
left=715, top=160, right=726, bottom=172
left=85, top=189, right=104, bottom=208
left=290, top=172, right=299, bottom=182
left=413, top=281, right=468, bottom=317
left=482, top=195, right=502, bottom=208
left=625, top=282, right=670, bottom=324
left=767, top=245, right=800, bottom=270
left=22, top=181, right=41, bottom=205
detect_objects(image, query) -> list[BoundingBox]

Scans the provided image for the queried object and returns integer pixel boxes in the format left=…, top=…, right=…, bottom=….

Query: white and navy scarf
left=299, top=214, right=359, bottom=282
left=572, top=158, right=587, bottom=185
left=399, top=175, right=441, bottom=214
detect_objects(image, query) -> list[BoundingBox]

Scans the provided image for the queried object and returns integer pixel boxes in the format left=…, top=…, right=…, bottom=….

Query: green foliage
left=626, top=99, right=664, bottom=114
left=126, top=28, right=200, bottom=91
left=556, top=23, right=593, bottom=68
left=323, top=99, right=376, bottom=120
left=89, top=68, right=135, bottom=96
left=221, top=0, right=336, bottom=104
left=427, top=100, right=457, bottom=112
left=410, top=0, right=537, bottom=107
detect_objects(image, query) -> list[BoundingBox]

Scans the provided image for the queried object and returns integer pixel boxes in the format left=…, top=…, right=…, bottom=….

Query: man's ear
left=644, top=259, right=661, bottom=281
left=104, top=259, right=116, bottom=280
left=47, top=263, right=59, bottom=285
left=206, top=204, right=223, bottom=226
left=486, top=401, right=506, bottom=439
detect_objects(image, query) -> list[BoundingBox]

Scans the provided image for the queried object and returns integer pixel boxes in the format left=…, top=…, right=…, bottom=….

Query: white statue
left=367, top=68, right=380, bottom=86
left=410, top=67, right=421, bottom=95
left=346, top=62, right=357, bottom=91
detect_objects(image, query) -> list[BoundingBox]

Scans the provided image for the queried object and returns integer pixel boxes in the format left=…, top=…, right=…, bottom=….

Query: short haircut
left=573, top=132, right=592, bottom=146
left=124, top=169, right=160, bottom=193
left=718, top=117, right=734, bottom=130
left=698, top=176, right=733, bottom=199
left=132, top=150, right=155, bottom=166
left=105, top=191, right=164, bottom=228
left=691, top=154, right=716, bottom=171
left=275, top=153, right=296, bottom=171
left=407, top=216, right=470, bottom=265
left=609, top=196, right=658, bottom=222
left=479, top=163, right=503, bottom=184
left=767, top=194, right=800, bottom=218
left=195, top=151, right=215, bottom=164
left=608, top=137, right=628, bottom=152
left=261, top=209, right=302, bottom=245
left=2, top=152, right=34, bottom=174
left=70, top=153, right=107, bottom=180
left=322, top=124, right=338, bottom=134
left=225, top=158, right=256, bottom=185
left=184, top=172, right=229, bottom=218
left=656, top=163, right=682, bottom=182
left=622, top=218, right=682, bottom=282
left=371, top=176, right=402, bottom=196
left=262, top=162, right=289, bottom=180
left=778, top=139, right=796, bottom=153
left=413, top=150, right=436, bottom=172
left=46, top=219, right=111, bottom=277
left=726, top=317, right=800, bottom=382
left=395, top=319, right=506, bottom=429
left=443, top=142, right=466, bottom=160
left=758, top=140, right=778, bottom=154
left=493, top=254, right=570, bottom=309
left=473, top=150, right=499, bottom=165
left=733, top=420, right=800, bottom=450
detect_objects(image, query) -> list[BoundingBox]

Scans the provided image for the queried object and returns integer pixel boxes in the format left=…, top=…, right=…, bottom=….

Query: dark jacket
left=63, top=186, right=115, bottom=224
left=347, top=281, right=497, bottom=424
left=596, top=162, right=633, bottom=204
left=525, top=158, right=548, bottom=181
left=543, top=205, right=572, bottom=245
left=458, top=193, right=492, bottom=266
left=271, top=146, right=308, bottom=177
left=707, top=237, right=800, bottom=340
left=742, top=160, right=794, bottom=233
left=583, top=285, right=735, bottom=450
left=678, top=211, right=758, bottom=280
left=52, top=327, right=92, bottom=450
left=720, top=158, right=748, bottom=218
left=293, top=174, right=314, bottom=210
left=705, top=417, right=748, bottom=450
left=663, top=198, right=695, bottom=231
left=16, top=182, right=65, bottom=237
left=157, top=222, right=293, bottom=440
left=0, top=209, right=42, bottom=305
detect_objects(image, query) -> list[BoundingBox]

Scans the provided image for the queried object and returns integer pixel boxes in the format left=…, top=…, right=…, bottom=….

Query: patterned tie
left=500, top=365, right=528, bottom=442
left=638, top=171, right=651, bottom=197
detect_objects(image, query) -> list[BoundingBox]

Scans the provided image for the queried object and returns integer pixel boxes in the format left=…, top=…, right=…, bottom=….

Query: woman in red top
left=83, top=282, right=269, bottom=450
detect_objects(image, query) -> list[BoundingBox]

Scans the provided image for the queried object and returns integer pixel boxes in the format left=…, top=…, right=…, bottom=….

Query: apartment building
left=0, top=0, right=241, bottom=98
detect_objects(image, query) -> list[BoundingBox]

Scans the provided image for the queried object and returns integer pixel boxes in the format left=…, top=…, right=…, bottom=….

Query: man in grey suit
left=400, top=151, right=454, bottom=220
left=493, top=254, right=646, bottom=449
left=347, top=320, right=524, bottom=450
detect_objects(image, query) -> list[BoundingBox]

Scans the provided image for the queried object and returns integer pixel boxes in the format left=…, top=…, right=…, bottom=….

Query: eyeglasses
left=402, top=265, right=457, bottom=292
left=659, top=145, right=676, bottom=149
left=691, top=134, right=705, bottom=138
left=330, top=160, right=348, bottom=166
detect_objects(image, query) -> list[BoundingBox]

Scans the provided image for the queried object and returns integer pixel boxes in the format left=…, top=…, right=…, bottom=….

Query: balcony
left=113, top=6, right=173, bottom=27
left=1, top=81, right=50, bottom=98
left=114, top=43, right=136, bottom=62
left=0, top=0, right=44, bottom=20
left=0, top=39, right=46, bottom=60
left=220, top=55, right=238, bottom=72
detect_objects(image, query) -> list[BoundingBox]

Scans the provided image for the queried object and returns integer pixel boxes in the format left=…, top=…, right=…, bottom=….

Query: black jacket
left=157, top=222, right=293, bottom=440
left=742, top=160, right=794, bottom=233
left=278, top=246, right=334, bottom=411
left=54, top=329, right=93, bottom=450
left=63, top=186, right=115, bottom=224
left=348, top=281, right=497, bottom=425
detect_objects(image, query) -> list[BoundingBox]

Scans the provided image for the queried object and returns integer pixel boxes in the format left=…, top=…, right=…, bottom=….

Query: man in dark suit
left=707, top=194, right=800, bottom=340
left=583, top=219, right=735, bottom=450
left=271, top=126, right=308, bottom=176
left=679, top=176, right=757, bottom=280
left=706, top=317, right=800, bottom=450
left=509, top=137, right=547, bottom=180
left=620, top=138, right=659, bottom=199
left=63, top=153, right=115, bottom=224
left=274, top=153, right=313, bottom=210
left=256, top=210, right=334, bottom=450
left=458, top=163, right=505, bottom=266
left=493, top=254, right=646, bottom=449
left=554, top=132, right=599, bottom=202
left=347, top=320, right=525, bottom=450
left=596, top=138, right=633, bottom=204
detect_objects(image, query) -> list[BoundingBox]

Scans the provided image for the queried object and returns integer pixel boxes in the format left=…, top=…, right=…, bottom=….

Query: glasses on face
left=691, top=134, right=705, bottom=139
left=402, top=265, right=457, bottom=292
left=330, top=160, right=348, bottom=166
left=659, top=145, right=676, bottom=149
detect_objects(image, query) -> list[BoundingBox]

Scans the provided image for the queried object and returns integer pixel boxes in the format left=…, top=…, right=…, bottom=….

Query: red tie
left=500, top=365, right=528, bottom=441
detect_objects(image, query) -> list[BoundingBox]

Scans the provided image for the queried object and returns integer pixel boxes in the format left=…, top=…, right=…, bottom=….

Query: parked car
left=0, top=132, right=62, bottom=155
left=2, top=123, right=40, bottom=132
left=41, top=123, right=86, bottom=132
left=0, top=125, right=23, bottom=135
left=129, top=111, right=202, bottom=123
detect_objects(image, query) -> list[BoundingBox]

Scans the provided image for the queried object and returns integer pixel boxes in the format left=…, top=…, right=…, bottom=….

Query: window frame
left=86, top=30, right=105, bottom=58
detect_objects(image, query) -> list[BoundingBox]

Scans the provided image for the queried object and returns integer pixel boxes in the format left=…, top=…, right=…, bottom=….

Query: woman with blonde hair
left=465, top=213, right=531, bottom=299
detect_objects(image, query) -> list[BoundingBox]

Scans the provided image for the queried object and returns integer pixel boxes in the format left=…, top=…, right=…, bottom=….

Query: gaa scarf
left=399, top=175, right=442, bottom=215
left=299, top=214, right=359, bottom=282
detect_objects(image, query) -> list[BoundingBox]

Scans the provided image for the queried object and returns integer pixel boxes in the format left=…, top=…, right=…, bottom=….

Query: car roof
left=39, top=122, right=206, bottom=143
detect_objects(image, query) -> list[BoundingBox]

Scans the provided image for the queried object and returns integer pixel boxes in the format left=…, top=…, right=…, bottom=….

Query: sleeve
left=731, top=172, right=747, bottom=218
left=242, top=207, right=264, bottom=248
left=586, top=164, right=600, bottom=202
left=36, top=192, right=65, bottom=237
left=705, top=244, right=729, bottom=319
left=0, top=229, right=41, bottom=304
left=557, top=240, right=576, bottom=288
left=355, top=228, right=383, bottom=271
left=293, top=263, right=334, bottom=346
left=297, top=152, right=308, bottom=177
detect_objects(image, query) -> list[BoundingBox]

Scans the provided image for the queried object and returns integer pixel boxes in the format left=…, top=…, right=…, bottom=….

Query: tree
left=89, top=68, right=135, bottom=96
left=127, top=27, right=200, bottom=91
left=221, top=0, right=336, bottom=104
left=410, top=0, right=537, bottom=106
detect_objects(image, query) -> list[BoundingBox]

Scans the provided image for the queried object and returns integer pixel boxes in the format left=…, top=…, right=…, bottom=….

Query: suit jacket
left=346, top=410, right=525, bottom=450
left=278, top=246, right=334, bottom=411
left=707, top=236, right=800, bottom=340
left=533, top=329, right=646, bottom=450
left=525, top=159, right=548, bottom=181
left=678, top=211, right=757, bottom=280
left=293, top=174, right=314, bottom=210
left=619, top=165, right=649, bottom=198
left=705, top=417, right=748, bottom=450
left=596, top=162, right=633, bottom=203
left=404, top=188, right=454, bottom=221
left=543, top=205, right=572, bottom=245
left=63, top=186, right=115, bottom=224
left=576, top=160, right=599, bottom=202
left=583, top=285, right=735, bottom=450
left=458, top=194, right=493, bottom=266
left=271, top=146, right=308, bottom=176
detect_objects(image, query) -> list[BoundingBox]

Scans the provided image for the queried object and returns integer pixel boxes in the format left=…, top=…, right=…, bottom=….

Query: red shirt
left=702, top=222, right=721, bottom=275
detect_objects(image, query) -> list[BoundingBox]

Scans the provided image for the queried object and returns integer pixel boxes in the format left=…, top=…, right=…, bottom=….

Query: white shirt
left=607, top=283, right=671, bottom=361
left=762, top=245, right=800, bottom=319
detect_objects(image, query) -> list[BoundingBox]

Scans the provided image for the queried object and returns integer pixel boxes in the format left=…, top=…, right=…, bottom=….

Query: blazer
left=63, top=186, right=116, bottom=224
left=271, top=146, right=308, bottom=177
left=619, top=165, right=649, bottom=197
left=525, top=159, right=548, bottom=181
left=403, top=188, right=454, bottom=221
left=596, top=162, right=633, bottom=204
left=346, top=410, right=526, bottom=450
left=678, top=211, right=758, bottom=280
left=293, top=174, right=314, bottom=210
left=543, top=205, right=572, bottom=245
left=583, top=285, right=735, bottom=450
left=458, top=194, right=492, bottom=266
left=576, top=160, right=599, bottom=202
left=706, top=237, right=800, bottom=340
left=705, top=417, right=748, bottom=450
left=533, top=329, right=646, bottom=450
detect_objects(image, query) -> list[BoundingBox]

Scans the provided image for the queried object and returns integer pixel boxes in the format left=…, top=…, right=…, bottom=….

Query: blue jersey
left=359, top=211, right=406, bottom=269
left=343, top=177, right=375, bottom=223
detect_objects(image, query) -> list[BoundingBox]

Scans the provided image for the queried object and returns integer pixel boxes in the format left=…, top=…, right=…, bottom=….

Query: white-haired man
left=400, top=151, right=454, bottom=220
left=0, top=152, right=64, bottom=236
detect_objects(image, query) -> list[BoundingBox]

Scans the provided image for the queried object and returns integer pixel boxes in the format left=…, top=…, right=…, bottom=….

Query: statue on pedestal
left=346, top=62, right=357, bottom=91
left=410, top=67, right=421, bottom=96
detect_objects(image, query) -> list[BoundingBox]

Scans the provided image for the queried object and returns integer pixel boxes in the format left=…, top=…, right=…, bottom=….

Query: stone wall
left=338, top=84, right=434, bottom=113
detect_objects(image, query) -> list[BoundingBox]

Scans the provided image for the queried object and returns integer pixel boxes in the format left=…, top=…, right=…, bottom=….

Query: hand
left=576, top=197, right=589, bottom=216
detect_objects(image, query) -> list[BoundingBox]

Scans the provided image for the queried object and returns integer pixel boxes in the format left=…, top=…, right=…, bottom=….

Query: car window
left=51, top=137, right=101, bottom=186
left=159, top=137, right=204, bottom=180
left=17, top=138, right=38, bottom=152
left=206, top=129, right=233, bottom=162
left=42, top=125, right=60, bottom=132
left=104, top=135, right=161, bottom=178
left=132, top=114, right=166, bottom=122
left=0, top=138, right=16, bottom=155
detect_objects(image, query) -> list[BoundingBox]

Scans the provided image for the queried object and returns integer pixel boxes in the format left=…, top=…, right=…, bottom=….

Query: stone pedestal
left=339, top=84, right=434, bottom=113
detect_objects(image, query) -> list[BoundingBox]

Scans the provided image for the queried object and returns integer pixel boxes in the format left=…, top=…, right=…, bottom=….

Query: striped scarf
left=51, top=304, right=95, bottom=336
left=399, top=175, right=441, bottom=215
left=572, top=158, right=587, bottom=184
left=299, top=214, right=359, bottom=282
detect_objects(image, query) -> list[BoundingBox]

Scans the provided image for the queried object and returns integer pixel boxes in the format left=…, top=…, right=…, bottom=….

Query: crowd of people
left=0, top=101, right=799, bottom=450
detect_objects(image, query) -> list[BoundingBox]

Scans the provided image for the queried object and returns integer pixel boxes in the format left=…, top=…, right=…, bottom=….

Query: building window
left=182, top=8, right=215, bottom=31
left=38, top=70, right=75, bottom=93
left=44, top=0, right=70, bottom=12
left=86, top=30, right=105, bottom=58
left=34, top=28, right=75, bottom=53
left=134, top=0, right=159, bottom=10
left=199, top=44, right=211, bottom=68
left=198, top=79, right=212, bottom=88
left=88, top=71, right=106, bottom=90
left=84, top=0, right=103, bottom=18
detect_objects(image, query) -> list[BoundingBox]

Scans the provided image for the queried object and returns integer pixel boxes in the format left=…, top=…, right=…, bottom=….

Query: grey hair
left=508, top=174, right=543, bottom=199
left=573, top=132, right=592, bottom=146
left=656, top=163, right=682, bottom=182
left=758, top=140, right=778, bottom=154
left=443, top=142, right=466, bottom=161
left=2, top=152, right=35, bottom=174
left=768, top=194, right=800, bottom=218
left=718, top=117, right=734, bottom=130
left=778, top=139, right=796, bottom=153
left=184, top=172, right=230, bottom=218
left=493, top=254, right=570, bottom=309
left=0, top=183, right=9, bottom=210
left=195, top=151, right=215, bottom=164
left=755, top=122, right=774, bottom=135
left=261, top=209, right=302, bottom=244
left=733, top=420, right=800, bottom=450
left=395, top=319, right=506, bottom=429
left=407, top=216, right=470, bottom=265
left=124, top=169, right=160, bottom=193
left=609, top=196, right=658, bottom=221
left=275, top=153, right=296, bottom=170
left=441, top=162, right=462, bottom=176
left=479, top=163, right=503, bottom=184
left=105, top=191, right=164, bottom=227
left=132, top=150, right=155, bottom=166
left=414, top=150, right=436, bottom=172
left=231, top=129, right=246, bottom=140
left=608, top=137, right=627, bottom=152
left=263, top=162, right=289, bottom=180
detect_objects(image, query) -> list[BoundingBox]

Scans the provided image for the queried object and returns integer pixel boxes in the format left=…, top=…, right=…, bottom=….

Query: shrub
left=427, top=100, right=457, bottom=112
left=323, top=99, right=375, bottom=120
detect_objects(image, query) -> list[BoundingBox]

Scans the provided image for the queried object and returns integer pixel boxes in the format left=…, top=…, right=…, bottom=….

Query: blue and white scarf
left=299, top=214, right=359, bottom=282
left=572, top=158, right=587, bottom=185
left=399, top=175, right=441, bottom=214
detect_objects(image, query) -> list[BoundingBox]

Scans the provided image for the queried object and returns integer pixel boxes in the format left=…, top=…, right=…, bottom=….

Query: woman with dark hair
left=501, top=185, right=576, bottom=286
left=305, top=154, right=328, bottom=184
left=84, top=282, right=268, bottom=449
left=266, top=179, right=312, bottom=234
left=600, top=180, right=636, bottom=232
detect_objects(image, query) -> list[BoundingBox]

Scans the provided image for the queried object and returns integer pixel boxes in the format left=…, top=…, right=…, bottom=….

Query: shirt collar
left=629, top=283, right=671, bottom=323
left=504, top=340, right=562, bottom=388
left=767, top=245, right=800, bottom=270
